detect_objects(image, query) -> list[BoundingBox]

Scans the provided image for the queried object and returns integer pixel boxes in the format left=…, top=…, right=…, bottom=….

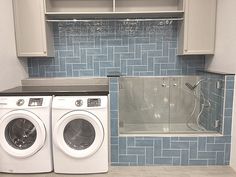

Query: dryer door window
left=64, top=119, right=95, bottom=150
left=54, top=110, right=104, bottom=158
left=0, top=110, right=46, bottom=158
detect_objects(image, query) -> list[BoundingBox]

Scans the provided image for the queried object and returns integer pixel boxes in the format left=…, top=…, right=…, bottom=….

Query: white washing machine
left=0, top=96, right=53, bottom=173
left=52, top=96, right=108, bottom=174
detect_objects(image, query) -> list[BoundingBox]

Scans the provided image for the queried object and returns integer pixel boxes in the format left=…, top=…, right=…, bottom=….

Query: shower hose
left=186, top=90, right=210, bottom=131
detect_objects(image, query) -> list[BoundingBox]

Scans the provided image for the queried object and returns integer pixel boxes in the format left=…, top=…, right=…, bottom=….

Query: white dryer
left=0, top=96, right=53, bottom=173
left=52, top=96, right=108, bottom=174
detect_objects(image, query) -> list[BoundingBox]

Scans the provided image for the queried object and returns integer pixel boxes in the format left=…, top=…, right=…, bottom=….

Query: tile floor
left=0, top=166, right=236, bottom=177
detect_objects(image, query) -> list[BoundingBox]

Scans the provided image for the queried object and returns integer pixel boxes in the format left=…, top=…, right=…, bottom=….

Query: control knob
left=16, top=99, right=25, bottom=106
left=75, top=99, right=83, bottom=107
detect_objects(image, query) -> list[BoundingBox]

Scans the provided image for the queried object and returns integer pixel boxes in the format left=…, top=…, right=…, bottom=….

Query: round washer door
left=0, top=110, right=46, bottom=158
left=53, top=110, right=104, bottom=158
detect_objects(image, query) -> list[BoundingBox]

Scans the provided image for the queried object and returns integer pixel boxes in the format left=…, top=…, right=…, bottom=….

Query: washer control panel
left=87, top=98, right=101, bottom=107
left=28, top=98, right=43, bottom=106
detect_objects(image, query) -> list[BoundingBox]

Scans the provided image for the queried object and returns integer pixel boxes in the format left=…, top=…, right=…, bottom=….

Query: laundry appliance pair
left=0, top=96, right=109, bottom=174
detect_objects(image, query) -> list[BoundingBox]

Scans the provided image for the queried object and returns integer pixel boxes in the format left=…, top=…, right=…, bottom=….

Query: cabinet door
left=181, top=0, right=217, bottom=55
left=13, top=0, right=53, bottom=57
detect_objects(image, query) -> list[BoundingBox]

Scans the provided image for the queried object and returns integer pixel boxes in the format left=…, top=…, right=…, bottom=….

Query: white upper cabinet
left=178, top=0, right=217, bottom=55
left=13, top=0, right=54, bottom=57
left=12, top=0, right=217, bottom=57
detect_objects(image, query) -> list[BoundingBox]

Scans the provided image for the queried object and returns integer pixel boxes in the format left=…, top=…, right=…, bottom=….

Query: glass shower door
left=119, top=77, right=170, bottom=134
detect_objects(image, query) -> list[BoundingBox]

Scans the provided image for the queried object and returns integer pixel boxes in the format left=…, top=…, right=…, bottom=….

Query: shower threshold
left=119, top=123, right=220, bottom=135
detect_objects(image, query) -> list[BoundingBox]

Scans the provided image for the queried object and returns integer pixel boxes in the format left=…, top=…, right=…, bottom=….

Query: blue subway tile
left=171, top=142, right=189, bottom=149
left=110, top=92, right=118, bottom=110
left=146, top=147, right=154, bottom=164
left=198, top=137, right=207, bottom=151
left=224, top=118, right=232, bottom=135
left=163, top=150, right=180, bottom=157
left=216, top=152, right=225, bottom=165
left=154, top=158, right=172, bottom=165
left=138, top=156, right=146, bottom=165
left=154, top=140, right=162, bottom=157
left=198, top=152, right=216, bottom=159
left=111, top=137, right=119, bottom=145
left=119, top=155, right=137, bottom=163
left=163, top=138, right=170, bottom=149
left=189, top=160, right=208, bottom=165
left=189, top=142, right=197, bottom=159
left=173, top=158, right=180, bottom=166
left=114, top=46, right=128, bottom=53
left=127, top=137, right=135, bottom=147
left=127, top=147, right=145, bottom=155
left=136, top=140, right=154, bottom=146
left=207, top=144, right=225, bottom=151
left=207, top=137, right=214, bottom=143
left=214, top=136, right=231, bottom=144
left=225, top=90, right=234, bottom=108
left=119, top=137, right=127, bottom=154
left=110, top=119, right=118, bottom=136
left=111, top=145, right=119, bottom=162
left=225, top=144, right=231, bottom=163
left=181, top=150, right=189, bottom=165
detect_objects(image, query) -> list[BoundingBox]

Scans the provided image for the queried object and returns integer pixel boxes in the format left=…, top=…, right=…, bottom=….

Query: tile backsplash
left=28, top=21, right=205, bottom=77
left=26, top=20, right=234, bottom=167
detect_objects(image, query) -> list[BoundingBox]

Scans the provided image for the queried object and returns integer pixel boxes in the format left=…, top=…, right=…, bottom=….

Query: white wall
left=0, top=0, right=27, bottom=91
left=206, top=0, right=236, bottom=170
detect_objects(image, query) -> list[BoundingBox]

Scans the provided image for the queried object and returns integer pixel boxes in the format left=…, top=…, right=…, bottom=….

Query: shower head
left=185, top=79, right=206, bottom=91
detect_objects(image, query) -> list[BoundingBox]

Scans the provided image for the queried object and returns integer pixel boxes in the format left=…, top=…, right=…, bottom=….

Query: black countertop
left=0, top=85, right=109, bottom=96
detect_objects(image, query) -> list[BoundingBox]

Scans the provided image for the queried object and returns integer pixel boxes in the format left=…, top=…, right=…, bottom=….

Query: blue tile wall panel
left=27, top=21, right=234, bottom=166
left=109, top=76, right=234, bottom=166
left=28, top=21, right=205, bottom=77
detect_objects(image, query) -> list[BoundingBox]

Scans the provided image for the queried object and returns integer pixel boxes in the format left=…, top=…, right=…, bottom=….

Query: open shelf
left=45, top=0, right=114, bottom=13
left=115, top=0, right=183, bottom=12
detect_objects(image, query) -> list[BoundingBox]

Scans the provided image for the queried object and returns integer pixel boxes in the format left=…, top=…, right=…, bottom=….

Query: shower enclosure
left=119, top=76, right=225, bottom=134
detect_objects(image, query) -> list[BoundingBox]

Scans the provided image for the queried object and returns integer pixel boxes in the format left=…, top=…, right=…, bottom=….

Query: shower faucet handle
left=162, top=83, right=167, bottom=87
left=173, top=83, right=177, bottom=87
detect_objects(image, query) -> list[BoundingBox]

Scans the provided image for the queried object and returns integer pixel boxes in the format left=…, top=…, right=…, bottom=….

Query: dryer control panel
left=87, top=98, right=101, bottom=107
left=28, top=98, right=43, bottom=106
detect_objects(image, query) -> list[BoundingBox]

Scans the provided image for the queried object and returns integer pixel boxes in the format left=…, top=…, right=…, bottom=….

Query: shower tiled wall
left=110, top=75, right=234, bottom=165
left=28, top=21, right=205, bottom=77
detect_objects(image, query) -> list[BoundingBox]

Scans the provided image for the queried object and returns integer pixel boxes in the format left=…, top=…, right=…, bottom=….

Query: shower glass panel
left=119, top=76, right=225, bottom=134
left=119, top=77, right=170, bottom=134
